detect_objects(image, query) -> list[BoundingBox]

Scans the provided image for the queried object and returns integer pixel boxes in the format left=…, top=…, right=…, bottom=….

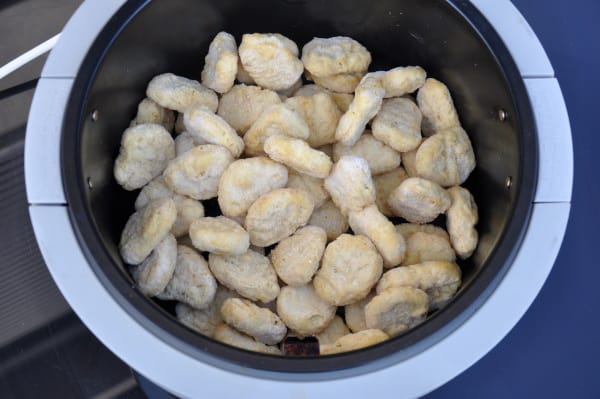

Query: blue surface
left=427, top=1, right=600, bottom=398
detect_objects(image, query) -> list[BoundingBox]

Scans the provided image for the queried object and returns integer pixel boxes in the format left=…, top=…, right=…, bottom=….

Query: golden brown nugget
left=119, top=198, right=177, bottom=265
left=313, top=234, right=383, bottom=306
left=402, top=232, right=456, bottom=266
left=312, top=73, right=362, bottom=94
left=382, top=66, right=427, bottom=98
left=293, top=85, right=354, bottom=112
left=285, top=169, right=329, bottom=208
left=217, top=84, right=281, bottom=134
left=301, top=36, right=371, bottom=78
left=401, top=149, right=419, bottom=177
left=208, top=250, right=279, bottom=303
left=183, top=105, right=244, bottom=157
left=333, top=133, right=401, bottom=175
left=220, top=298, right=287, bottom=345
left=157, top=245, right=218, bottom=309
left=371, top=97, right=423, bottom=153
left=146, top=73, right=218, bottom=113
left=189, top=216, right=250, bottom=255
left=218, top=157, right=288, bottom=217
left=323, top=156, right=376, bottom=215
left=395, top=223, right=450, bottom=242
left=277, top=284, right=336, bottom=336
left=307, top=200, right=349, bottom=241
left=388, top=177, right=451, bottom=224
left=131, top=98, right=175, bottom=132
left=348, top=204, right=406, bottom=268
left=285, top=92, right=341, bottom=147
left=373, top=168, right=408, bottom=216
left=270, top=226, right=327, bottom=286
left=264, top=135, right=333, bottom=179
left=213, top=323, right=281, bottom=355
left=344, top=291, right=375, bottom=333
left=417, top=78, right=461, bottom=136
left=163, top=144, right=234, bottom=200
left=446, top=186, right=479, bottom=259
left=376, top=261, right=462, bottom=309
left=415, top=126, right=476, bottom=187
left=245, top=188, right=314, bottom=247
left=243, top=104, right=310, bottom=156
left=114, top=124, right=175, bottom=190
left=320, top=329, right=388, bottom=355
left=130, top=234, right=177, bottom=297
left=316, top=315, right=350, bottom=346
left=238, top=33, right=304, bottom=91
left=364, top=286, right=429, bottom=336
left=201, top=31, right=238, bottom=94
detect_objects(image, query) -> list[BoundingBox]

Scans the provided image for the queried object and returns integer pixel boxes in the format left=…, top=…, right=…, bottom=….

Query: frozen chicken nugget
left=333, top=133, right=400, bottom=176
left=157, top=245, right=217, bottom=309
left=314, top=234, right=383, bottom=306
left=131, top=98, right=175, bottom=132
left=238, top=33, right=304, bottom=91
left=243, top=104, right=310, bottom=156
left=395, top=223, right=450, bottom=242
left=323, top=156, right=376, bottom=215
left=348, top=204, right=406, bottom=268
left=176, top=285, right=239, bottom=337
left=401, top=149, right=419, bottom=177
left=285, top=169, right=329, bottom=208
left=402, top=232, right=456, bottom=266
left=213, top=323, right=281, bottom=355
left=130, top=234, right=177, bottom=297
left=335, top=73, right=385, bottom=146
left=208, top=250, right=279, bottom=303
left=114, top=124, right=175, bottom=190
left=382, top=66, right=427, bottom=98
left=364, top=287, right=429, bottom=336
left=285, top=93, right=341, bottom=147
left=217, top=84, right=281, bottom=134
left=189, top=216, right=250, bottom=255
left=163, top=144, right=234, bottom=200
left=201, top=31, right=238, bottom=94
left=264, top=135, right=333, bottom=179
left=446, top=186, right=479, bottom=259
left=376, top=261, right=462, bottom=309
left=218, top=157, right=288, bottom=217
left=388, top=177, right=451, bottom=224
left=146, top=73, right=218, bottom=113
left=415, top=126, right=476, bottom=187
left=245, top=188, right=314, bottom=246
left=174, top=131, right=201, bottom=156
left=320, top=329, right=389, bottom=355
left=120, top=198, right=177, bottom=265
left=316, top=316, right=350, bottom=345
left=184, top=105, right=244, bottom=157
left=308, top=200, right=348, bottom=241
left=171, top=196, right=205, bottom=238
left=416, top=78, right=461, bottom=136
left=301, top=36, right=371, bottom=78
left=276, top=78, right=303, bottom=99
left=236, top=59, right=255, bottom=84
left=134, top=176, right=173, bottom=210
left=270, top=226, right=327, bottom=286
left=277, top=284, right=336, bottom=336
left=221, top=298, right=286, bottom=345
left=374, top=168, right=408, bottom=216
left=312, top=73, right=362, bottom=94
left=344, top=291, right=375, bottom=333
left=292, top=85, right=354, bottom=113
left=371, top=97, right=422, bottom=153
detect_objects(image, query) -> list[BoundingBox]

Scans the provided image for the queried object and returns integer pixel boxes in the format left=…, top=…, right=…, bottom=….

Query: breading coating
left=245, top=188, right=314, bottom=247
left=277, top=284, right=336, bottom=336
left=402, top=232, right=456, bottom=266
left=316, top=315, right=350, bottom=345
left=120, top=198, right=177, bottom=265
left=313, top=234, right=383, bottom=306
left=213, top=323, right=281, bottom=355
left=130, top=234, right=177, bottom=296
left=236, top=59, right=255, bottom=84
left=189, top=216, right=250, bottom=255
left=238, top=33, right=304, bottom=91
left=348, top=204, right=406, bottom=268
left=163, top=144, right=234, bottom=200
left=270, top=226, right=327, bottom=286
left=307, top=200, right=349, bottom=241
left=285, top=92, right=341, bottom=147
left=146, top=73, right=218, bottom=113
left=323, top=156, right=376, bottom=215
left=382, top=66, right=427, bottom=98
left=333, top=133, right=401, bottom=175
left=208, top=250, right=279, bottom=303
left=174, top=131, right=206, bottom=156
left=401, top=149, right=419, bottom=177
left=276, top=77, right=303, bottom=100
left=376, top=261, right=462, bottom=309
left=220, top=298, right=287, bottom=345
left=171, top=196, right=205, bottom=238
left=373, top=168, right=408, bottom=216
left=415, top=126, right=476, bottom=187
left=184, top=105, right=244, bottom=157
left=446, top=186, right=479, bottom=259
left=371, top=97, right=422, bottom=153
left=344, top=291, right=375, bottom=333
left=218, top=157, right=288, bottom=217
left=320, top=329, right=388, bottom=355
left=364, top=286, right=429, bottom=336
left=131, top=98, right=175, bottom=132
left=416, top=78, right=461, bottom=136
left=134, top=176, right=173, bottom=210
left=114, top=123, right=175, bottom=190
left=217, top=84, right=281, bottom=134
left=285, top=169, right=329, bottom=208
left=157, top=245, right=217, bottom=309
left=201, top=31, right=238, bottom=94
left=264, top=135, right=333, bottom=179
left=293, top=84, right=353, bottom=112
left=395, top=223, right=450, bottom=242
left=312, top=73, right=362, bottom=94
left=388, top=177, right=451, bottom=224
left=301, top=36, right=371, bottom=78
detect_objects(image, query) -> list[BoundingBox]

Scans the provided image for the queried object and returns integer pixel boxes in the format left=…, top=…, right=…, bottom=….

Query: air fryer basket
left=60, top=0, right=537, bottom=378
